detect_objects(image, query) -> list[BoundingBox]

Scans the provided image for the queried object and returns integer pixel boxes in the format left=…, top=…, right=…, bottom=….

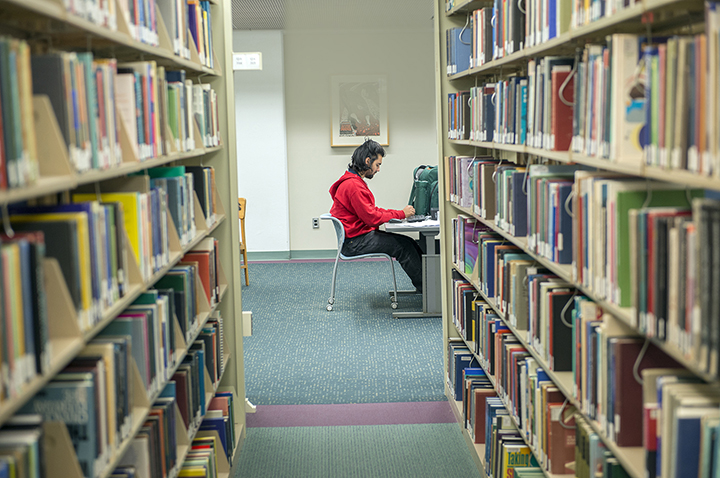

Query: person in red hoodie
left=329, top=139, right=424, bottom=292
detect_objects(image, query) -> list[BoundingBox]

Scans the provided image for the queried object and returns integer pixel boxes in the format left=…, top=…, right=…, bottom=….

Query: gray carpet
left=234, top=260, right=483, bottom=478
left=240, top=260, right=446, bottom=405
left=234, top=424, right=482, bottom=478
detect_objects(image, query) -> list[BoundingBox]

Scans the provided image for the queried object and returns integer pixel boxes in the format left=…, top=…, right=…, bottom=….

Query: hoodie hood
left=329, top=170, right=363, bottom=199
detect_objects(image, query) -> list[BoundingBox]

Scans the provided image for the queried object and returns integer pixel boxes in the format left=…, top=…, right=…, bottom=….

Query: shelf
left=448, top=201, right=720, bottom=384
left=446, top=389, right=487, bottom=474
left=449, top=325, right=572, bottom=478
left=97, top=285, right=229, bottom=478
left=0, top=209, right=227, bottom=441
left=447, top=0, right=702, bottom=80
left=169, top=348, right=231, bottom=478
left=449, top=285, right=643, bottom=478
left=0, top=0, right=218, bottom=76
left=0, top=146, right=223, bottom=206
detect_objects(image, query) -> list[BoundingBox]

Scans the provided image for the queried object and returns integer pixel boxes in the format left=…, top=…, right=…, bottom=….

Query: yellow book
left=11, top=213, right=92, bottom=329
left=73, top=192, right=146, bottom=280
left=501, top=443, right=537, bottom=477
left=1, top=243, right=25, bottom=393
left=178, top=467, right=207, bottom=477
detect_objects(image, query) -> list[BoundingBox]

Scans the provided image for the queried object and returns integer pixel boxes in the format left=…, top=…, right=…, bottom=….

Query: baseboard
left=247, top=250, right=337, bottom=261
left=290, top=250, right=337, bottom=260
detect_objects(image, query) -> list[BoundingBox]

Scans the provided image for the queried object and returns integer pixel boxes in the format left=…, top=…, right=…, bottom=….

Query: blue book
left=199, top=416, right=229, bottom=456
left=452, top=350, right=478, bottom=401
left=673, top=409, right=707, bottom=478
left=161, top=380, right=176, bottom=399
left=511, top=171, right=528, bottom=236
left=0, top=459, right=9, bottom=478
left=520, top=83, right=528, bottom=145
left=188, top=344, right=207, bottom=415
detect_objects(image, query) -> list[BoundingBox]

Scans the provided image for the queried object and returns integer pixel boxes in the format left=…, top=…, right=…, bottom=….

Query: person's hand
left=403, top=205, right=415, bottom=218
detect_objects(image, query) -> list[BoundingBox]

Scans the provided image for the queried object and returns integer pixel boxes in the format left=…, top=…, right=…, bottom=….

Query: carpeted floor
left=234, top=260, right=482, bottom=478
left=240, top=260, right=446, bottom=405
left=234, top=423, right=482, bottom=478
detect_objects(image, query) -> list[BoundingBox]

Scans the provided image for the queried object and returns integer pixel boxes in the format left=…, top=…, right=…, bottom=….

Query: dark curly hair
left=348, top=139, right=385, bottom=173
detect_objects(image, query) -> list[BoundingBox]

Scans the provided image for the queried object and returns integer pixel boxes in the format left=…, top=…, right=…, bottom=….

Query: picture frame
left=330, top=74, right=388, bottom=147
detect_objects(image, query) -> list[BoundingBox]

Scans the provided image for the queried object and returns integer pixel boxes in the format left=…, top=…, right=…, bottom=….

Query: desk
left=384, top=219, right=441, bottom=319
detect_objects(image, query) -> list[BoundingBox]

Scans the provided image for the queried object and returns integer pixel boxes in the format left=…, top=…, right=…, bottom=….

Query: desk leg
left=392, top=254, right=442, bottom=319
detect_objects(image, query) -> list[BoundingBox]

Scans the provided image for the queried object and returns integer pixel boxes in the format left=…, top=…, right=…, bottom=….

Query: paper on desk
left=387, top=219, right=440, bottom=227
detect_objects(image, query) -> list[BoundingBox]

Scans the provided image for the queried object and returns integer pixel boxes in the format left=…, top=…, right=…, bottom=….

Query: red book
left=172, top=369, right=190, bottom=428
left=612, top=338, right=680, bottom=446
left=181, top=251, right=213, bottom=303
left=551, top=66, right=575, bottom=151
left=547, top=402, right=576, bottom=474
left=473, top=388, right=497, bottom=443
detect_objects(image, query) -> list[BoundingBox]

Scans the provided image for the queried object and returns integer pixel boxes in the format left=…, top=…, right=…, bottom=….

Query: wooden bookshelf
left=434, top=0, right=717, bottom=475
left=0, top=0, right=245, bottom=474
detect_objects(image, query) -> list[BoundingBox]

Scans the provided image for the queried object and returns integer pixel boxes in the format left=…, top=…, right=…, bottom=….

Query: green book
left=610, top=181, right=703, bottom=307
left=167, top=86, right=179, bottom=143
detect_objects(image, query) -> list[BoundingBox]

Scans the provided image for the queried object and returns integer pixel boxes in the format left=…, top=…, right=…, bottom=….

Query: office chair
left=238, top=198, right=249, bottom=286
left=321, top=213, right=398, bottom=311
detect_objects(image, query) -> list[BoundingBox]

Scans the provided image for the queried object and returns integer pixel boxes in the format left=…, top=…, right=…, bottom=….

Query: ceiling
left=231, top=0, right=435, bottom=31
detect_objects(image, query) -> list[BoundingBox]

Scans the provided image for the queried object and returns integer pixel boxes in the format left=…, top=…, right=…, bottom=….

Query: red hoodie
left=329, top=170, right=405, bottom=238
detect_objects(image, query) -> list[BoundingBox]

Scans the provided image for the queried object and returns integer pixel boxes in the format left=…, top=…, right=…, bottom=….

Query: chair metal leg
left=327, top=252, right=341, bottom=311
left=388, top=258, right=398, bottom=309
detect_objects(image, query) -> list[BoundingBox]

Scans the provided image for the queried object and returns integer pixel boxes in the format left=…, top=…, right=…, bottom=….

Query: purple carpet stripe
left=246, top=402, right=456, bottom=428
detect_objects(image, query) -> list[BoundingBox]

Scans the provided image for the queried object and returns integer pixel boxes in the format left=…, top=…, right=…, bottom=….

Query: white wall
left=233, top=30, right=290, bottom=253
left=284, top=27, right=437, bottom=252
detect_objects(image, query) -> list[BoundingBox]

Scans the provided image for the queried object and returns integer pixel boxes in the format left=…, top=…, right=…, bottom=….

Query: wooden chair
left=238, top=197, right=249, bottom=286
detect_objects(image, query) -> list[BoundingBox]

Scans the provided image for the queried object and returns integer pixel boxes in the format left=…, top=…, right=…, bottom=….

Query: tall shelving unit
left=0, top=0, right=246, bottom=473
left=434, top=0, right=715, bottom=476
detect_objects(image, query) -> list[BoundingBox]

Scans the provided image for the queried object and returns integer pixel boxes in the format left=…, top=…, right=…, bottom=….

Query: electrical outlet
left=312, top=217, right=319, bottom=229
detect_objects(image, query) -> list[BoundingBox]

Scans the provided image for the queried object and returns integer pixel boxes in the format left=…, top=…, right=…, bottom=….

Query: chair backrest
left=320, top=213, right=345, bottom=249
left=238, top=198, right=247, bottom=220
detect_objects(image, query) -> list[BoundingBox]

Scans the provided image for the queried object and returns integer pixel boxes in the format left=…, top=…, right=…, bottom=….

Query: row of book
left=0, top=44, right=222, bottom=188
left=450, top=228, right=720, bottom=477
left=3, top=163, right=217, bottom=329
left=61, top=0, right=217, bottom=68
left=450, top=24, right=720, bottom=179
left=115, top=62, right=220, bottom=162
left=110, top=369, right=232, bottom=478
left=0, top=165, right=220, bottom=405
left=446, top=0, right=696, bottom=76
left=14, top=298, right=225, bottom=478
left=447, top=157, right=720, bottom=377
left=449, top=339, right=577, bottom=476
left=449, top=332, right=636, bottom=478
left=448, top=56, right=576, bottom=154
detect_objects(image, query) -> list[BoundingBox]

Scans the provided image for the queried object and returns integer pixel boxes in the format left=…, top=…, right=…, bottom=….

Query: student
left=329, top=139, right=424, bottom=292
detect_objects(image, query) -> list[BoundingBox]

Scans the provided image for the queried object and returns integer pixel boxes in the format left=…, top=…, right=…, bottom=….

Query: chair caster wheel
left=391, top=302, right=398, bottom=309
left=326, top=304, right=334, bottom=311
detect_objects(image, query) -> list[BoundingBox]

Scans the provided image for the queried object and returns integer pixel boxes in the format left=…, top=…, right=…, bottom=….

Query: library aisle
left=233, top=259, right=482, bottom=477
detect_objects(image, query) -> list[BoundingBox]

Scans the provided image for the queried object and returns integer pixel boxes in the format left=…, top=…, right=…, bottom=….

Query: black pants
left=342, top=230, right=424, bottom=290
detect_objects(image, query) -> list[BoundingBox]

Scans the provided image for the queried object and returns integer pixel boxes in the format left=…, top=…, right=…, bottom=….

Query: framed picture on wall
left=330, top=75, right=388, bottom=147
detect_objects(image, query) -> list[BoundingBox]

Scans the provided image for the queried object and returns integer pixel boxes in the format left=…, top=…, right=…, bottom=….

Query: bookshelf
left=0, top=0, right=245, bottom=474
left=435, top=0, right=720, bottom=475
